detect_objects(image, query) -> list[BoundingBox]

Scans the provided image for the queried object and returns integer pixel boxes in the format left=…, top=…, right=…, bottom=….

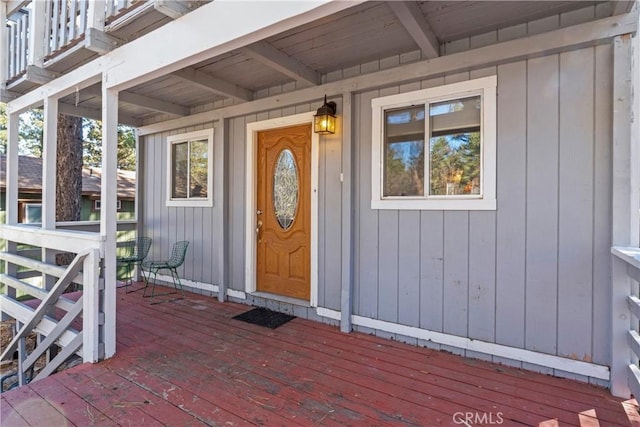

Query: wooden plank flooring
left=1, top=285, right=638, bottom=426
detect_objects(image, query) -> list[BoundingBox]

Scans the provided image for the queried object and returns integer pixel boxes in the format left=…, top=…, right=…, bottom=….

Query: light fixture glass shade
left=314, top=96, right=337, bottom=134
left=314, top=113, right=336, bottom=134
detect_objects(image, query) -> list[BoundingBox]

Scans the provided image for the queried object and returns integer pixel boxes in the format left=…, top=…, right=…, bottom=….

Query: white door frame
left=245, top=113, right=319, bottom=306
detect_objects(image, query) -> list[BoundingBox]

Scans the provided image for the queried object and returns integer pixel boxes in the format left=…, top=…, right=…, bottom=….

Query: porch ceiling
left=50, top=0, right=621, bottom=125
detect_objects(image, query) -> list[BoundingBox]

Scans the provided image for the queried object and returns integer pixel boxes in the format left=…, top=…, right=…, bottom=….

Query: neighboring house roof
left=0, top=155, right=136, bottom=199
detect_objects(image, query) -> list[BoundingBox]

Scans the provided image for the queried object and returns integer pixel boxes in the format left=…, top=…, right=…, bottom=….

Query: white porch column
left=42, top=97, right=58, bottom=230
left=632, top=27, right=640, bottom=247
left=5, top=111, right=19, bottom=225
left=610, top=33, right=636, bottom=398
left=1, top=2, right=7, bottom=88
left=41, top=97, right=58, bottom=291
left=340, top=92, right=353, bottom=333
left=3, top=110, right=19, bottom=303
left=101, top=80, right=118, bottom=358
left=27, top=0, right=46, bottom=67
left=86, top=0, right=106, bottom=31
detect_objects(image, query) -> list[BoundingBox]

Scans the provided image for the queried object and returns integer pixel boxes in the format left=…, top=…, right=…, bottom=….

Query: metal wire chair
left=142, top=240, right=189, bottom=304
left=116, top=237, right=152, bottom=293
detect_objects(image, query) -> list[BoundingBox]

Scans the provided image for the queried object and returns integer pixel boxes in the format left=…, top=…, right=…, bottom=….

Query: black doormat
left=232, top=307, right=296, bottom=329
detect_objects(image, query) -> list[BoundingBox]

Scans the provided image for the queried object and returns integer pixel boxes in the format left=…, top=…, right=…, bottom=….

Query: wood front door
left=256, top=124, right=311, bottom=300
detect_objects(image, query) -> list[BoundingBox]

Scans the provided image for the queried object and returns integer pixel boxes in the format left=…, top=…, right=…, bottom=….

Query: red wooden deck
left=1, top=285, right=638, bottom=426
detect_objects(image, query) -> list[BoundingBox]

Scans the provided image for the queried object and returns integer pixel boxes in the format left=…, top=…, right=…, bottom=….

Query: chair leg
left=125, top=262, right=145, bottom=294
left=145, top=268, right=182, bottom=304
left=170, top=268, right=185, bottom=299
left=122, top=262, right=132, bottom=291
left=143, top=268, right=157, bottom=298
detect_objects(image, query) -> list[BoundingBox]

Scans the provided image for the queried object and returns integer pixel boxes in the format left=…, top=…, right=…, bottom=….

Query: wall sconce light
left=314, top=95, right=337, bottom=135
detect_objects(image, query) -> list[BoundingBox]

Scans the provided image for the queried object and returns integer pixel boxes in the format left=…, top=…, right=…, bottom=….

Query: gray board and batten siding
left=352, top=47, right=612, bottom=377
left=139, top=5, right=619, bottom=383
left=139, top=121, right=225, bottom=292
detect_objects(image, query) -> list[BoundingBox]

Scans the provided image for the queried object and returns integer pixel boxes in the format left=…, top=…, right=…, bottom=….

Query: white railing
left=5, top=9, right=29, bottom=82
left=4, top=0, right=144, bottom=83
left=0, top=224, right=104, bottom=388
left=44, top=0, right=89, bottom=58
left=611, top=246, right=640, bottom=398
left=106, top=0, right=138, bottom=22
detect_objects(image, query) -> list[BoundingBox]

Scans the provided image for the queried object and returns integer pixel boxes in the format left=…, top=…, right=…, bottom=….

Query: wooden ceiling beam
left=240, top=40, right=320, bottom=86
left=118, top=91, right=189, bottom=116
left=84, top=85, right=189, bottom=116
left=388, top=1, right=440, bottom=59
left=171, top=67, right=253, bottom=102
left=58, top=102, right=142, bottom=127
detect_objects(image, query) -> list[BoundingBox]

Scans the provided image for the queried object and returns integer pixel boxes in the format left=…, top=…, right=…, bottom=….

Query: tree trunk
left=55, top=114, right=83, bottom=266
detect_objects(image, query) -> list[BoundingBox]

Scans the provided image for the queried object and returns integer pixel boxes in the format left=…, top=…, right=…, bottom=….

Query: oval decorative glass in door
left=273, top=149, right=299, bottom=230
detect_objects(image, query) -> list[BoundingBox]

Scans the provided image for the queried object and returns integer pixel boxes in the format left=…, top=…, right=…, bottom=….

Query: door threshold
left=250, top=291, right=311, bottom=308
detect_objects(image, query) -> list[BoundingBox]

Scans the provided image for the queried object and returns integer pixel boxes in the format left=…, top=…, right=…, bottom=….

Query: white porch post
left=41, top=97, right=58, bottom=290
left=86, top=0, right=106, bottom=31
left=3, top=111, right=19, bottom=303
left=632, top=27, right=640, bottom=247
left=610, top=33, right=636, bottom=398
left=27, top=0, right=46, bottom=67
left=5, top=111, right=19, bottom=225
left=1, top=2, right=7, bottom=89
left=340, top=92, right=353, bottom=333
left=101, top=80, right=118, bottom=358
left=42, top=97, right=58, bottom=231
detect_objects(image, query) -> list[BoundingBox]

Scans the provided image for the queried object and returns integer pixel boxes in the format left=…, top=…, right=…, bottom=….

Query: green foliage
left=429, top=132, right=480, bottom=195
left=83, top=119, right=136, bottom=171
left=0, top=106, right=136, bottom=170
left=0, top=106, right=44, bottom=157
left=384, top=141, right=424, bottom=196
left=19, top=109, right=44, bottom=157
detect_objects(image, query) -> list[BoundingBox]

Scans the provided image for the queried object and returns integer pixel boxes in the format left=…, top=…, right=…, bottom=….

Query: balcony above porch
left=2, top=0, right=206, bottom=101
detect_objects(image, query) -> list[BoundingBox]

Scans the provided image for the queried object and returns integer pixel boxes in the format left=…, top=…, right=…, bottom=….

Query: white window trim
left=371, top=76, right=497, bottom=210
left=166, top=128, right=214, bottom=207
left=94, top=199, right=122, bottom=210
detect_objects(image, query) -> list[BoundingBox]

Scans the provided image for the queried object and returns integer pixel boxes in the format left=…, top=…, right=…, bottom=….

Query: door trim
left=245, top=113, right=319, bottom=306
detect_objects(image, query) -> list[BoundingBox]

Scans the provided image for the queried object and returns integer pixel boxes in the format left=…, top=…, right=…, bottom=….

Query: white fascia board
left=104, top=0, right=363, bottom=91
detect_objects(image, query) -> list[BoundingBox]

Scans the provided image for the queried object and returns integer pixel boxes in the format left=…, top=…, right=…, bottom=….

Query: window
left=94, top=200, right=122, bottom=210
left=166, top=129, right=214, bottom=207
left=371, top=76, right=496, bottom=210
left=23, top=203, right=42, bottom=223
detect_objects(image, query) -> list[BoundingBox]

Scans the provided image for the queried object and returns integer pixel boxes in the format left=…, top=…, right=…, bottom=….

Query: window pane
left=25, top=204, right=42, bottom=223
left=189, top=139, right=208, bottom=198
left=429, top=96, right=481, bottom=196
left=172, top=142, right=188, bottom=198
left=383, top=106, right=425, bottom=196
left=273, top=149, right=299, bottom=230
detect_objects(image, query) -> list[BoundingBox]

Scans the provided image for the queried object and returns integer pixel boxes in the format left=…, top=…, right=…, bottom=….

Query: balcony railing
left=5, top=9, right=29, bottom=82
left=3, top=0, right=155, bottom=84
left=44, top=0, right=89, bottom=60
left=611, top=246, right=640, bottom=398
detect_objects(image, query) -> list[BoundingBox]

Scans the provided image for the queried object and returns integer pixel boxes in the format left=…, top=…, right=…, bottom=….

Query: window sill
left=371, top=198, right=496, bottom=211
left=166, top=199, right=213, bottom=208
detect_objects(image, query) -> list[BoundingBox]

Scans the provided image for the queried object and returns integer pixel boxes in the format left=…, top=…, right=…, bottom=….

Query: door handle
left=256, top=220, right=263, bottom=235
